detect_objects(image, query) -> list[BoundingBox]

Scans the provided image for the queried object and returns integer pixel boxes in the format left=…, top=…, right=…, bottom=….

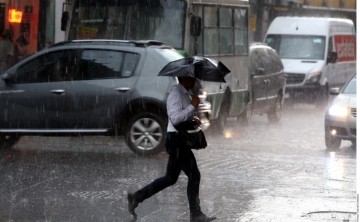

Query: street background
left=0, top=104, right=356, bottom=222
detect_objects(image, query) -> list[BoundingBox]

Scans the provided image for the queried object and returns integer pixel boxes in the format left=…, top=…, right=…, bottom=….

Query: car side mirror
left=329, top=87, right=340, bottom=95
left=327, top=51, right=337, bottom=64
left=190, top=15, right=201, bottom=37
left=252, top=68, right=265, bottom=76
left=1, top=73, right=12, bottom=84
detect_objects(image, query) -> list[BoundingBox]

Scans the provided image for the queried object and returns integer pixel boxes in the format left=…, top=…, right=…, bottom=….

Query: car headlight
left=328, top=105, right=348, bottom=117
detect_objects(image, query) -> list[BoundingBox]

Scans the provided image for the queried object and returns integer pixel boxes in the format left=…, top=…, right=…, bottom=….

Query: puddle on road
left=302, top=210, right=356, bottom=221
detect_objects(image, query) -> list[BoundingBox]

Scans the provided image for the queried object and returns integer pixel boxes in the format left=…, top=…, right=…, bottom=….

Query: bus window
left=203, top=6, right=218, bottom=55
left=234, top=8, right=248, bottom=55
left=197, top=5, right=248, bottom=56
left=219, top=7, right=234, bottom=55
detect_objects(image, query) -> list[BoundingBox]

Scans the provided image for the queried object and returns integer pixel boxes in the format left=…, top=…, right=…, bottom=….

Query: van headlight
left=307, top=71, right=322, bottom=84
left=328, top=105, right=348, bottom=117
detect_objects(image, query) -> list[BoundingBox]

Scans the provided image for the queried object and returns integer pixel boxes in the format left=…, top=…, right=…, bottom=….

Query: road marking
left=67, top=190, right=123, bottom=200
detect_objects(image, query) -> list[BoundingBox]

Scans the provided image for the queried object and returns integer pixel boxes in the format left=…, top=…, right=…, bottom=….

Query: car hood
left=332, top=94, right=357, bottom=108
left=281, top=59, right=324, bottom=74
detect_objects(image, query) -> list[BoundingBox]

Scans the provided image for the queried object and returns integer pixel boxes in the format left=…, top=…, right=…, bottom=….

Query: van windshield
left=265, top=35, right=326, bottom=60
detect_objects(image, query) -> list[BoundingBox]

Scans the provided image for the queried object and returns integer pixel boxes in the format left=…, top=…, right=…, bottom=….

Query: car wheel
left=240, top=100, right=252, bottom=125
left=209, top=100, right=229, bottom=133
left=316, top=85, right=329, bottom=109
left=125, top=112, right=166, bottom=156
left=0, top=135, right=20, bottom=149
left=267, top=95, right=282, bottom=123
left=351, top=140, right=356, bottom=151
left=325, top=132, right=341, bottom=151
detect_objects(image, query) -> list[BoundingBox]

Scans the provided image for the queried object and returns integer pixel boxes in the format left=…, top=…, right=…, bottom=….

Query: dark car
left=0, top=40, right=210, bottom=156
left=241, top=43, right=286, bottom=123
left=324, top=73, right=356, bottom=150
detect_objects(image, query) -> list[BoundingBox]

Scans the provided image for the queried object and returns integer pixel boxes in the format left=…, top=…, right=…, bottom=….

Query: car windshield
left=265, top=34, right=326, bottom=60
left=342, top=75, right=356, bottom=94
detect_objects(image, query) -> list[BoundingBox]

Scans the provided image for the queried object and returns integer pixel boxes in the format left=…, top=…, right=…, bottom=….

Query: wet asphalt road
left=0, top=104, right=356, bottom=222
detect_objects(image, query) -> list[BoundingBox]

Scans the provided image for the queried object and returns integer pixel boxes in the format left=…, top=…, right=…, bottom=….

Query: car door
left=250, top=47, right=268, bottom=111
left=59, top=49, right=139, bottom=129
left=0, top=50, right=76, bottom=129
left=262, top=48, right=285, bottom=108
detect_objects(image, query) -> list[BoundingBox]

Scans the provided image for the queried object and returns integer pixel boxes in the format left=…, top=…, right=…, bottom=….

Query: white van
left=264, top=16, right=356, bottom=104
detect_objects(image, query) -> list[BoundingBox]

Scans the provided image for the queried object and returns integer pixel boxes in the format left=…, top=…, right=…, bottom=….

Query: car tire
left=316, top=85, right=329, bottom=109
left=325, top=132, right=341, bottom=150
left=0, top=135, right=20, bottom=149
left=240, top=100, right=252, bottom=125
left=267, top=95, right=282, bottom=123
left=209, top=98, right=229, bottom=133
left=350, top=140, right=356, bottom=150
left=125, top=112, right=166, bottom=156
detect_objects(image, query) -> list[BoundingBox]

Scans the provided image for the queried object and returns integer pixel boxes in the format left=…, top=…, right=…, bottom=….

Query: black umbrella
left=158, top=56, right=230, bottom=83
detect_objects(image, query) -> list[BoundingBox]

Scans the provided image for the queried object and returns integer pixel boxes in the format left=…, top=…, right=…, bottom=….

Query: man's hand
left=193, top=116, right=202, bottom=127
left=191, top=95, right=200, bottom=108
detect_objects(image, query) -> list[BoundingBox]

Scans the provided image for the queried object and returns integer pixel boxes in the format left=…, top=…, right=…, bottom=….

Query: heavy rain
left=0, top=0, right=357, bottom=222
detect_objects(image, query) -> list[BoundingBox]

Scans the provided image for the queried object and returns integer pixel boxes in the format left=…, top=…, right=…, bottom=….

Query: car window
left=15, top=49, right=79, bottom=83
left=260, top=48, right=274, bottom=74
left=80, top=50, right=139, bottom=79
left=122, top=53, right=139, bottom=77
left=249, top=49, right=263, bottom=75
left=267, top=49, right=283, bottom=74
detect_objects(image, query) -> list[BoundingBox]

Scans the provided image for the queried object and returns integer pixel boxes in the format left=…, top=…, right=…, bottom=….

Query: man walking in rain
left=127, top=76, right=216, bottom=222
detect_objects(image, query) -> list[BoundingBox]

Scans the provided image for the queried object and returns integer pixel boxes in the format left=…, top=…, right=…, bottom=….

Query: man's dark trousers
left=132, top=132, right=202, bottom=215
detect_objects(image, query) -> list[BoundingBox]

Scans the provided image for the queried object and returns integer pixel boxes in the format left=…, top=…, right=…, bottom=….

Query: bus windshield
left=265, top=35, right=326, bottom=60
left=68, top=0, right=186, bottom=49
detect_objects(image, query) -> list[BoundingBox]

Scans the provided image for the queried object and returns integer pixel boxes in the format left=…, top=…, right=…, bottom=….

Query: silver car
left=0, top=40, right=210, bottom=156
left=324, top=73, right=356, bottom=150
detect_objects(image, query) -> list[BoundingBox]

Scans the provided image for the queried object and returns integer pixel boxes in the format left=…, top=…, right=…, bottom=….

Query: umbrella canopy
left=158, top=56, right=230, bottom=83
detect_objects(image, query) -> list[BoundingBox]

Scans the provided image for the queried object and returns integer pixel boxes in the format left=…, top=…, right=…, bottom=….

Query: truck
left=264, top=16, right=356, bottom=105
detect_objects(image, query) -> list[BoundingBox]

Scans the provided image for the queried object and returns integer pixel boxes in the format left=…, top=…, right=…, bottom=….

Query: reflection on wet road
left=0, top=105, right=356, bottom=222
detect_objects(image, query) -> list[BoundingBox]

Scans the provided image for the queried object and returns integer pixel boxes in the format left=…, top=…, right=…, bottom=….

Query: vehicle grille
left=285, top=73, right=305, bottom=85
left=351, top=108, right=356, bottom=117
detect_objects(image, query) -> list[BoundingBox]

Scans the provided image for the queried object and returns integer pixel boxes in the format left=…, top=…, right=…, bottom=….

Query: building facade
left=0, top=0, right=65, bottom=59
left=0, top=0, right=355, bottom=55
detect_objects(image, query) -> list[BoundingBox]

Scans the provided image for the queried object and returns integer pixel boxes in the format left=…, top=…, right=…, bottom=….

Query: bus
left=61, top=0, right=251, bottom=128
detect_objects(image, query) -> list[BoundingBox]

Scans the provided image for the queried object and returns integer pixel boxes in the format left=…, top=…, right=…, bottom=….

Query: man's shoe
left=190, top=213, right=216, bottom=222
left=127, top=192, right=139, bottom=218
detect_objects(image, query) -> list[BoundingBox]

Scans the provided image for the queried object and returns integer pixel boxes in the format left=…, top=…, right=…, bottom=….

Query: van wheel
left=0, top=135, right=20, bottom=149
left=325, top=132, right=341, bottom=151
left=125, top=112, right=166, bottom=156
left=267, top=96, right=282, bottom=123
